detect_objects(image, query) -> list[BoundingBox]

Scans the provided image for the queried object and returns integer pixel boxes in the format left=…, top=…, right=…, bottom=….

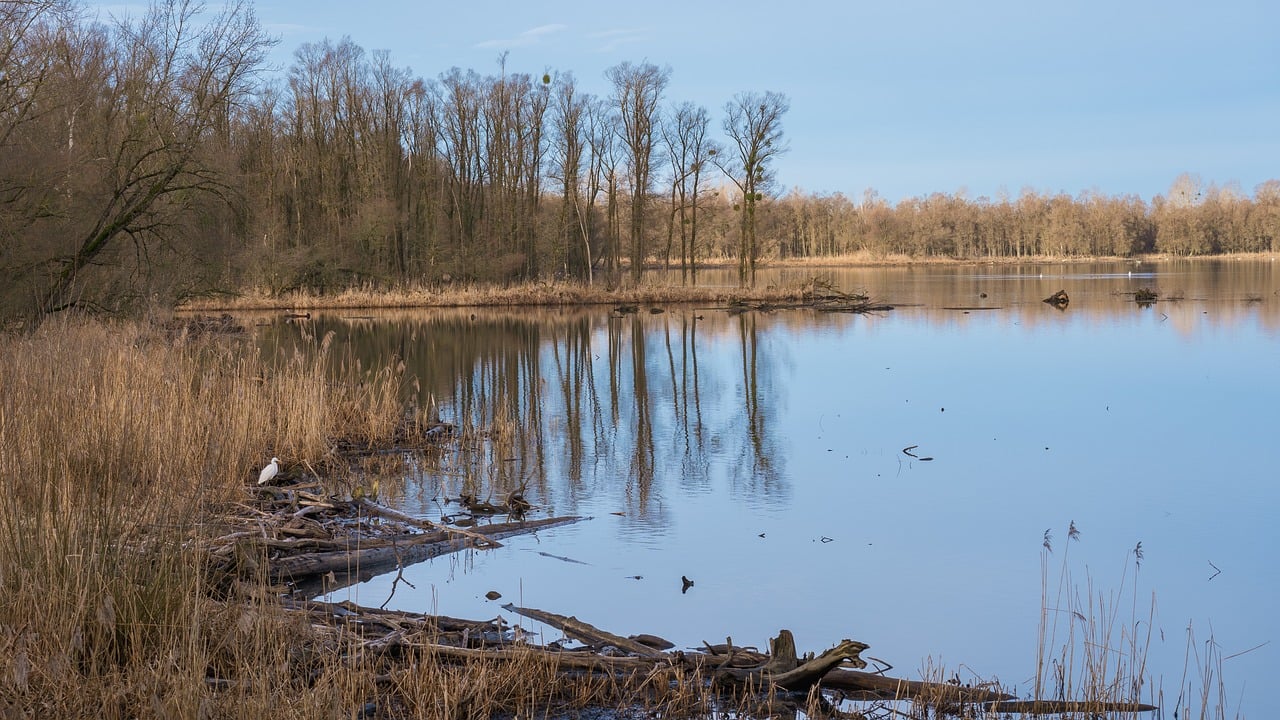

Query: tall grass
left=0, top=317, right=407, bottom=716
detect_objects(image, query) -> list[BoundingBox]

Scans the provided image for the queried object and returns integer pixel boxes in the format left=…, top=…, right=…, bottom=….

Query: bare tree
left=437, top=67, right=486, bottom=275
left=402, top=77, right=442, bottom=274
left=11, top=0, right=273, bottom=315
left=0, top=1, right=81, bottom=273
left=549, top=71, right=588, bottom=280
left=481, top=56, right=550, bottom=280
left=365, top=50, right=408, bottom=275
left=606, top=61, right=669, bottom=282
left=0, top=0, right=70, bottom=149
left=588, top=98, right=622, bottom=278
left=519, top=70, right=551, bottom=279
left=718, top=90, right=788, bottom=286
left=661, top=101, right=717, bottom=283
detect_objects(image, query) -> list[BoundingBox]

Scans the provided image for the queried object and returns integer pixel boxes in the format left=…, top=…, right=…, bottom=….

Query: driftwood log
left=502, top=604, right=667, bottom=658
left=821, top=668, right=1014, bottom=703
left=271, top=515, right=582, bottom=583
left=984, top=699, right=1160, bottom=714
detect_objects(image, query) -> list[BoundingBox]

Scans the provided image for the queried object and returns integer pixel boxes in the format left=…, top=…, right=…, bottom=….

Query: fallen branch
left=502, top=604, right=666, bottom=658
left=821, top=668, right=1015, bottom=703
left=406, top=640, right=665, bottom=674
left=983, top=700, right=1159, bottom=714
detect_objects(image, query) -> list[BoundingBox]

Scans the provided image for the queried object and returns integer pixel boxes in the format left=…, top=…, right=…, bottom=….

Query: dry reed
left=0, top=317, right=396, bottom=716
left=178, top=278, right=850, bottom=313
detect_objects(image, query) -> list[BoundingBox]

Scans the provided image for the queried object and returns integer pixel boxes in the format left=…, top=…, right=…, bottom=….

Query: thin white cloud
left=475, top=23, right=568, bottom=49
left=586, top=27, right=646, bottom=53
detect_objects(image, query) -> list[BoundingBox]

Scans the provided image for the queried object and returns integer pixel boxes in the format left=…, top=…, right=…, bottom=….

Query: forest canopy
left=3, top=1, right=1278, bottom=319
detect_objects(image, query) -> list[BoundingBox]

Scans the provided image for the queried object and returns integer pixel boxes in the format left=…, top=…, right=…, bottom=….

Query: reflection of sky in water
left=296, top=261, right=1279, bottom=715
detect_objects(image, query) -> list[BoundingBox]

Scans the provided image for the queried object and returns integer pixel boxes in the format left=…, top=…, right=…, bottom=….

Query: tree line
left=776, top=175, right=1280, bottom=261
left=3, top=2, right=1278, bottom=319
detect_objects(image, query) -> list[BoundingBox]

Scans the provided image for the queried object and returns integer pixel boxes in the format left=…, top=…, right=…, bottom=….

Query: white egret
left=257, top=457, right=280, bottom=485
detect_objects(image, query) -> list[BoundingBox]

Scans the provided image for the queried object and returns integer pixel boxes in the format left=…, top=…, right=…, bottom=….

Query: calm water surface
left=258, top=259, right=1279, bottom=714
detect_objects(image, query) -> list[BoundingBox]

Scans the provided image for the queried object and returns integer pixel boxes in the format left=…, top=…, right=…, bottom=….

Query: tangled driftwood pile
left=724, top=279, right=894, bottom=315
left=205, top=472, right=576, bottom=598
left=198, top=468, right=1157, bottom=717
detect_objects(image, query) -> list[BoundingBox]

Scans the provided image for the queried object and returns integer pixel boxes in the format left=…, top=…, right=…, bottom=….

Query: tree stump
left=714, top=630, right=869, bottom=692
left=1042, top=289, right=1069, bottom=309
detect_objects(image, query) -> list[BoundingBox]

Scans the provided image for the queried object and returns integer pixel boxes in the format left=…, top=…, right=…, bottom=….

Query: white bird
left=257, top=457, right=280, bottom=485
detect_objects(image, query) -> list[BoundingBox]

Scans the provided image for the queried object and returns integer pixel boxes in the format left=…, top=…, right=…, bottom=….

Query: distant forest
left=3, top=2, right=1279, bottom=317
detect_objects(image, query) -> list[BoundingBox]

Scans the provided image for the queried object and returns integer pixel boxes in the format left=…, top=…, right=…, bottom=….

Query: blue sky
left=100, top=0, right=1280, bottom=203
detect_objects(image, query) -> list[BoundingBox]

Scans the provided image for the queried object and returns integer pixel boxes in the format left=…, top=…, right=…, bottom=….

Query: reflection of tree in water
left=730, top=312, right=786, bottom=501
left=255, top=307, right=796, bottom=520
left=625, top=315, right=656, bottom=509
left=673, top=314, right=710, bottom=493
left=548, top=316, right=601, bottom=491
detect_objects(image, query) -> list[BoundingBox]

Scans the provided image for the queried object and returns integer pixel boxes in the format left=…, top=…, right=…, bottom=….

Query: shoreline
left=178, top=252, right=1277, bottom=313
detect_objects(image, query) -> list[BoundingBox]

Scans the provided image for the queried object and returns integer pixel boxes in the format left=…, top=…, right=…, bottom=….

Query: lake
left=257, top=258, right=1278, bottom=715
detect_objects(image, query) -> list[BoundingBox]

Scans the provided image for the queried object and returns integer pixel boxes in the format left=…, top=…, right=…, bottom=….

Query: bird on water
left=257, top=457, right=280, bottom=485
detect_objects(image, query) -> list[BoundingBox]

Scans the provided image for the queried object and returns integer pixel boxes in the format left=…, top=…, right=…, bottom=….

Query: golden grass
left=0, top=318, right=401, bottom=717
left=179, top=278, right=846, bottom=312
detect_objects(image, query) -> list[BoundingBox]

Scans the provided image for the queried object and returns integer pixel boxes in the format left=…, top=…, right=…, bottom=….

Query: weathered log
left=280, top=597, right=501, bottom=635
left=272, top=515, right=583, bottom=583
left=715, top=630, right=869, bottom=692
left=271, top=532, right=453, bottom=581
left=819, top=668, right=1015, bottom=703
left=501, top=604, right=665, bottom=658
left=983, top=699, right=1158, bottom=714
left=408, top=641, right=665, bottom=673
left=630, top=633, right=674, bottom=651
